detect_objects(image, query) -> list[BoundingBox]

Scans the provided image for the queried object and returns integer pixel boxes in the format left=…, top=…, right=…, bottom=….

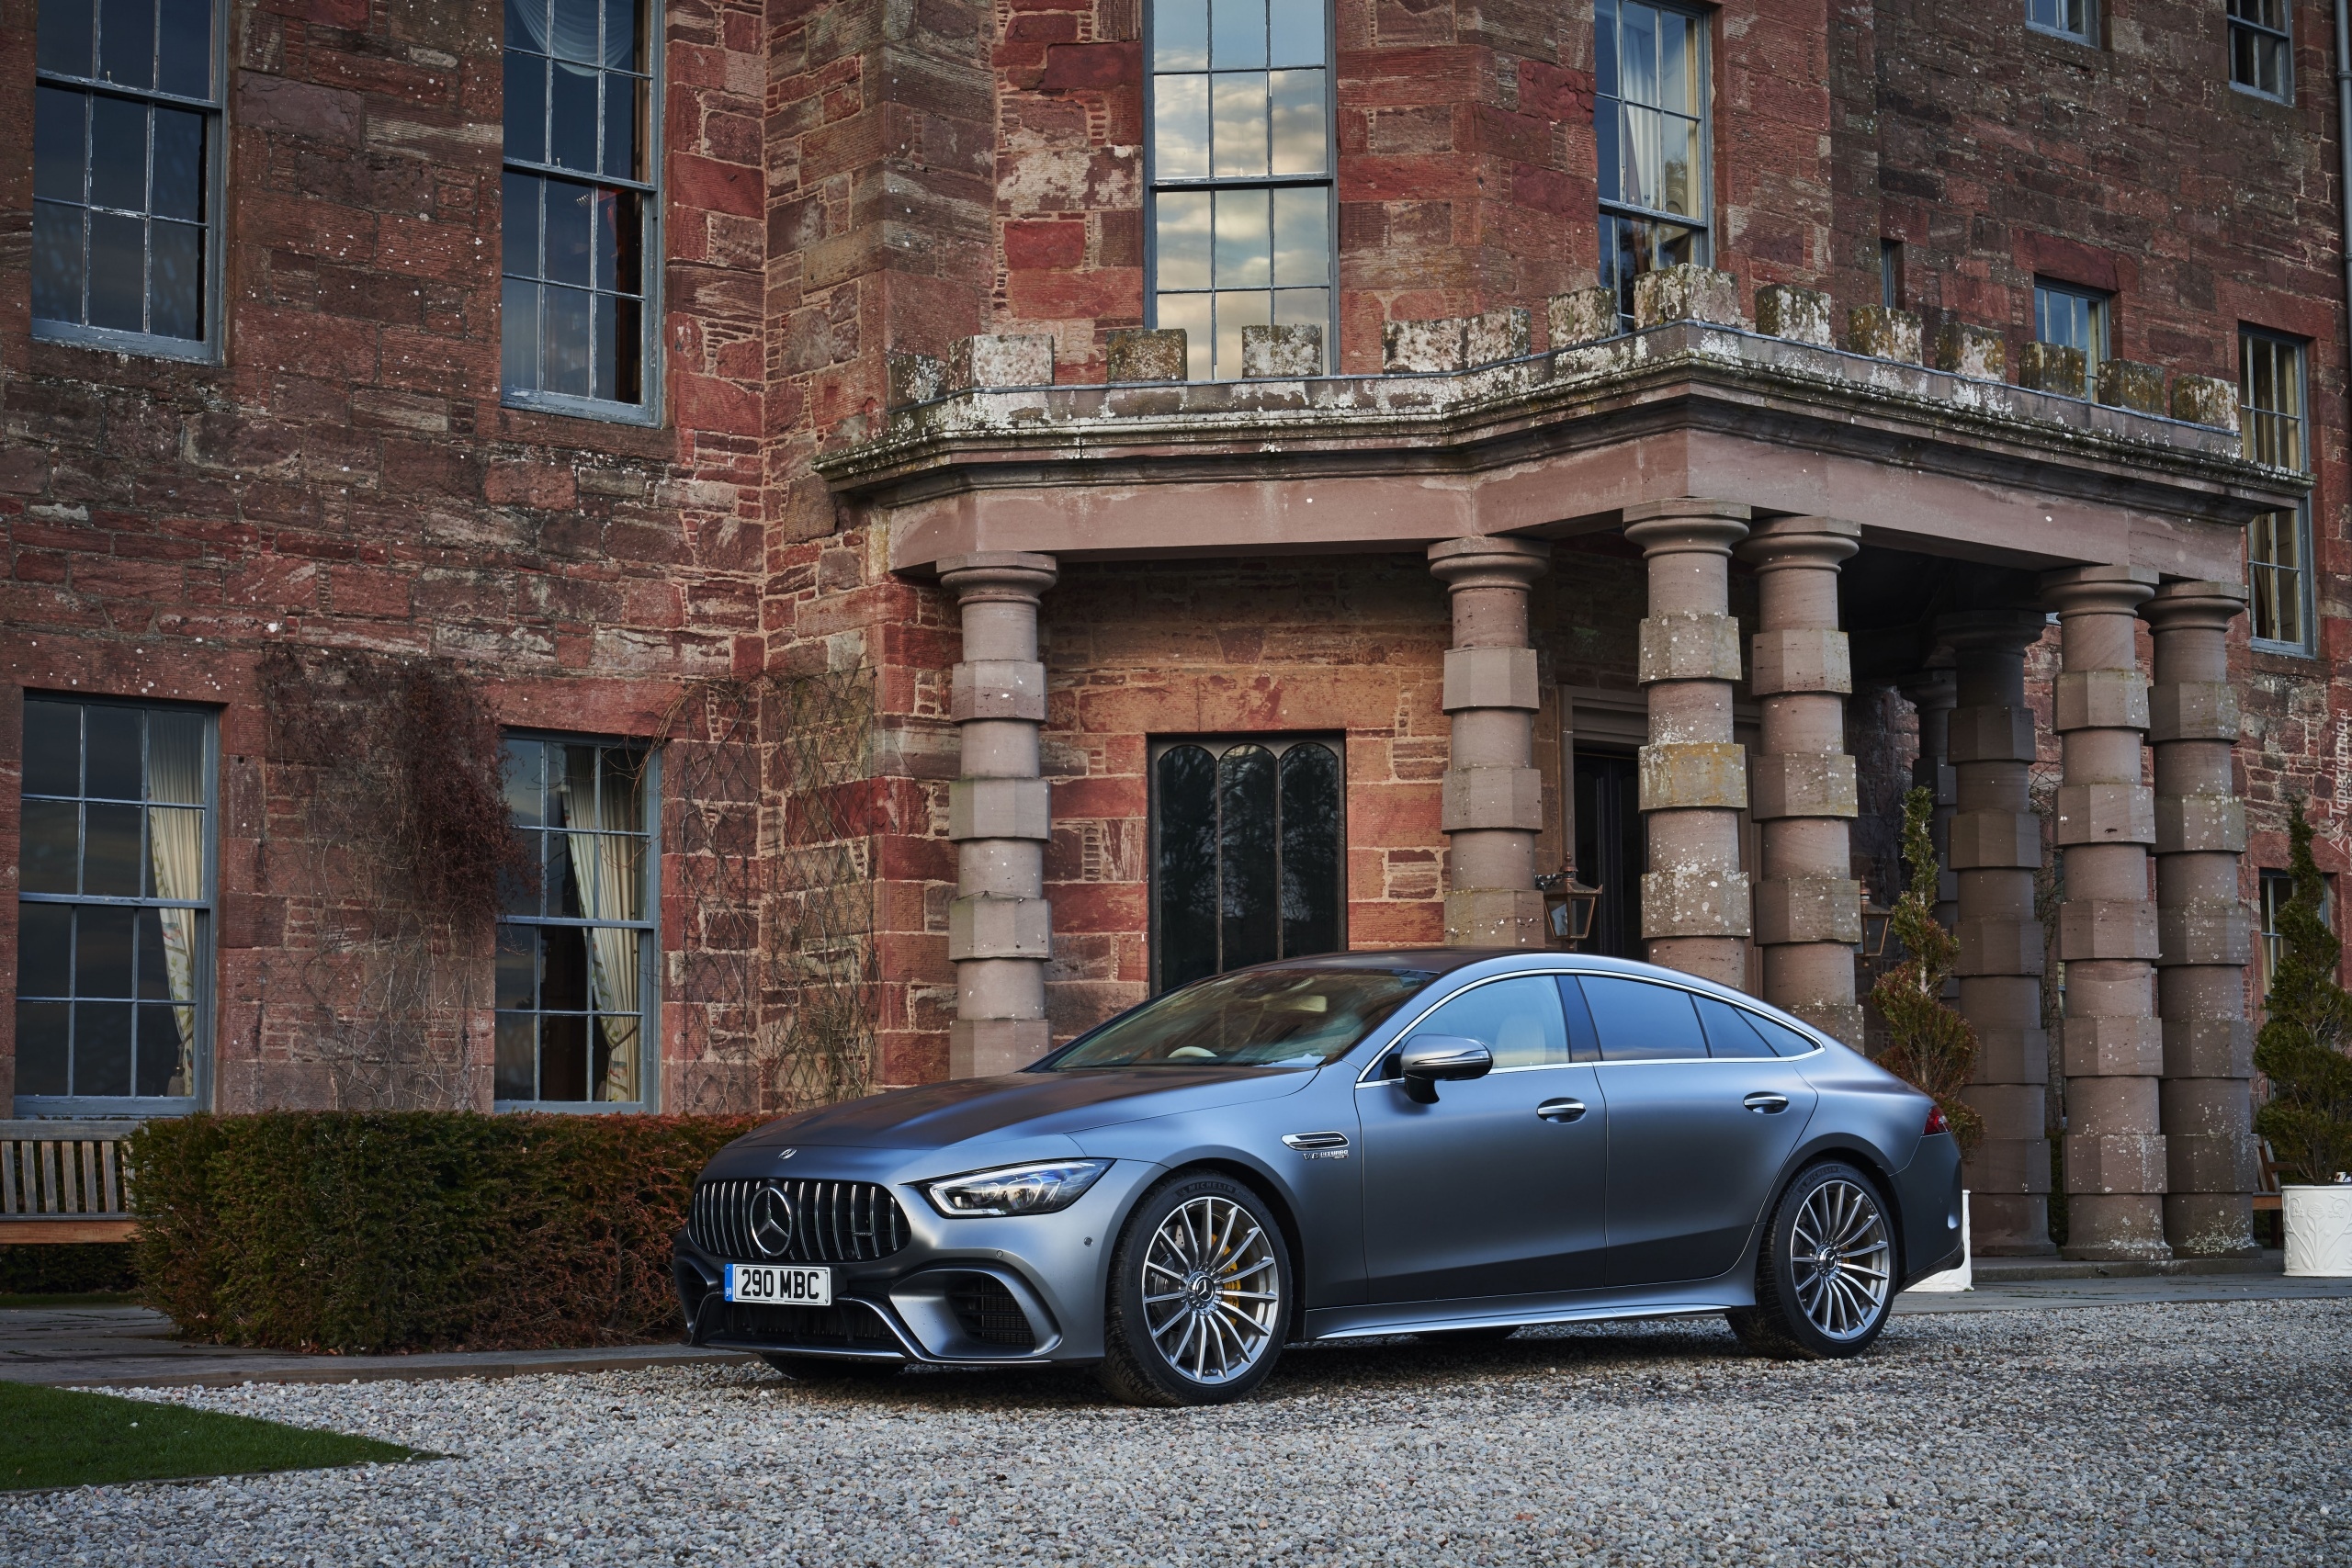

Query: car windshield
left=1045, top=967, right=1437, bottom=1071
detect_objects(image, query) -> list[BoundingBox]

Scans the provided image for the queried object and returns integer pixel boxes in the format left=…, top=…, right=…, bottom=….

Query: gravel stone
left=7, top=1300, right=2348, bottom=1566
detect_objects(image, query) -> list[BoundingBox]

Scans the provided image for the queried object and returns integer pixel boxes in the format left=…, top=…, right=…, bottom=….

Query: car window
left=1745, top=1011, right=1820, bottom=1058
left=1580, top=975, right=1708, bottom=1061
left=1694, top=995, right=1776, bottom=1058
left=1403, top=976, right=1570, bottom=1069
left=1045, top=966, right=1435, bottom=1070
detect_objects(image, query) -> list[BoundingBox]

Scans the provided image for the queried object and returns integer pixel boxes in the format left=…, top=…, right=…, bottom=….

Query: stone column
left=1741, top=517, right=1863, bottom=1043
left=2143, top=581, right=2259, bottom=1258
left=1625, top=500, right=1753, bottom=989
left=1939, top=609, right=2053, bottom=1255
left=1429, top=536, right=1551, bottom=947
left=1895, top=666, right=1960, bottom=934
left=2043, top=563, right=2167, bottom=1261
left=940, top=552, right=1057, bottom=1077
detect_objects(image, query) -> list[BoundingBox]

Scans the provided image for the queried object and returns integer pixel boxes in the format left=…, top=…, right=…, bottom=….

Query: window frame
left=1141, top=0, right=1341, bottom=382
left=2032, top=276, right=2112, bottom=385
left=2241, top=326, right=2315, bottom=656
left=1146, top=732, right=1348, bottom=993
left=30, top=0, right=230, bottom=365
left=2026, top=0, right=2098, bottom=45
left=1595, top=0, right=1715, bottom=330
left=498, top=0, right=666, bottom=426
left=13, top=694, right=220, bottom=1118
left=2227, top=0, right=2294, bottom=103
left=492, top=730, right=662, bottom=1114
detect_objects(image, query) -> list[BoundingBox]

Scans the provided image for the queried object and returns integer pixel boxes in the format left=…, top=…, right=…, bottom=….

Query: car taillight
left=1924, top=1104, right=1951, bottom=1136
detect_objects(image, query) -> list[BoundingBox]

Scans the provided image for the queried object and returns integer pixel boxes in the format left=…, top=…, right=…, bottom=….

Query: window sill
left=501, top=388, right=661, bottom=428
left=492, top=1100, right=650, bottom=1115
left=2023, top=22, right=2099, bottom=51
left=2249, top=637, right=2320, bottom=662
left=32, top=319, right=218, bottom=367
left=2227, top=81, right=2293, bottom=108
left=11, top=1096, right=198, bottom=1119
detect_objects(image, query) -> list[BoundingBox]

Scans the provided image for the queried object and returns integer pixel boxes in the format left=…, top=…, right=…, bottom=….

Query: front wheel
left=1727, top=1160, right=1896, bottom=1360
left=1097, top=1173, right=1291, bottom=1407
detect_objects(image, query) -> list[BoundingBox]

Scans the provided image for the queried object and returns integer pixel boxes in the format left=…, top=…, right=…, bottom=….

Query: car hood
left=731, top=1067, right=1319, bottom=1153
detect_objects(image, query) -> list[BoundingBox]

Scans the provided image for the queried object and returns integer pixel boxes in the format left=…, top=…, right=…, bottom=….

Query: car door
left=1575, top=975, right=1818, bottom=1287
left=1356, top=974, right=1608, bottom=1303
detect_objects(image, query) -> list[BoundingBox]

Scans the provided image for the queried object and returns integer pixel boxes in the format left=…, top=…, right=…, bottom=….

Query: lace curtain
left=560, top=747, right=643, bottom=1101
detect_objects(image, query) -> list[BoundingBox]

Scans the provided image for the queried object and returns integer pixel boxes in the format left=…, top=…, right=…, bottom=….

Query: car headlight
left=922, top=1159, right=1112, bottom=1218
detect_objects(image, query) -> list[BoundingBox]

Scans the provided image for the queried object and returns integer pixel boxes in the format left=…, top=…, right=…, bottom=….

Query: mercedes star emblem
left=749, top=1182, right=795, bottom=1258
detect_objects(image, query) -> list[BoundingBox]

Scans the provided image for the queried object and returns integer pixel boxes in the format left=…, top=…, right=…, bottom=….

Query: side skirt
left=1301, top=1276, right=1754, bottom=1342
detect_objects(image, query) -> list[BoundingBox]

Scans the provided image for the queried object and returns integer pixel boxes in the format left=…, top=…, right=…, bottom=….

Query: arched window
left=1152, top=737, right=1345, bottom=990
left=1147, top=0, right=1335, bottom=381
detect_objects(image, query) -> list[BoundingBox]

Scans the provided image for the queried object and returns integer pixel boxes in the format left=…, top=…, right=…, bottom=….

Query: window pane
left=1219, top=746, right=1279, bottom=969
left=1408, top=976, right=1569, bottom=1070
left=146, top=908, right=198, bottom=1002
left=508, top=0, right=547, bottom=51
left=36, top=88, right=86, bottom=204
left=16, top=1002, right=72, bottom=1096
left=503, top=737, right=547, bottom=825
left=88, top=94, right=147, bottom=211
left=1214, top=288, right=1270, bottom=381
left=1749, top=1013, right=1818, bottom=1058
left=550, top=0, right=600, bottom=61
left=150, top=105, right=202, bottom=220
left=496, top=1012, right=537, bottom=1100
left=1621, top=1, right=1657, bottom=104
left=85, top=705, right=141, bottom=798
left=149, top=218, right=201, bottom=339
left=19, top=904, right=74, bottom=996
left=144, top=806, right=203, bottom=897
left=1155, top=73, right=1210, bottom=180
left=1214, top=186, right=1271, bottom=286
left=594, top=188, right=640, bottom=292
left=549, top=59, right=597, bottom=171
left=592, top=292, right=621, bottom=400
left=1267, top=0, right=1321, bottom=66
left=1596, top=97, right=1620, bottom=203
left=1156, top=190, right=1213, bottom=289
left=505, top=50, right=548, bottom=164
left=1157, top=745, right=1219, bottom=988
left=1658, top=8, right=1691, bottom=116
left=496, top=927, right=538, bottom=1009
left=502, top=277, right=539, bottom=392
left=1582, top=975, right=1708, bottom=1060
left=20, top=801, right=81, bottom=894
left=1156, top=291, right=1214, bottom=383
left=1210, top=0, right=1266, bottom=69
left=135, top=1002, right=187, bottom=1096
left=597, top=746, right=646, bottom=827
left=86, top=209, right=145, bottom=333
left=1621, top=104, right=1657, bottom=209
left=544, top=285, right=593, bottom=396
left=1657, top=113, right=1694, bottom=215
left=540, top=924, right=591, bottom=1012
left=544, top=180, right=592, bottom=285
left=593, top=1005, right=639, bottom=1101
left=31, top=203, right=85, bottom=324
left=40, top=0, right=96, bottom=77
left=1269, top=188, right=1325, bottom=285
left=1694, top=995, right=1774, bottom=1057
left=157, top=0, right=211, bottom=99
left=503, top=171, right=542, bottom=278
left=77, top=904, right=135, bottom=995
left=147, top=710, right=205, bottom=802
left=1277, top=741, right=1340, bottom=958
left=601, top=73, right=640, bottom=179
left=98, top=0, right=155, bottom=89
left=1595, top=0, right=1618, bottom=100
left=1272, top=288, right=1327, bottom=358
left=1268, top=68, right=1325, bottom=175
left=540, top=1012, right=590, bottom=1100
left=1156, top=0, right=1208, bottom=72
left=1212, top=72, right=1269, bottom=177
left=25, top=701, right=82, bottom=797
left=601, top=0, right=639, bottom=68
left=83, top=802, right=143, bottom=896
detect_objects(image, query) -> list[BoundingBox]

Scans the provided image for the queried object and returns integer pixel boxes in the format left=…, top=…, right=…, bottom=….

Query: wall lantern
left=1538, top=871, right=1602, bottom=951
left=1859, top=892, right=1898, bottom=964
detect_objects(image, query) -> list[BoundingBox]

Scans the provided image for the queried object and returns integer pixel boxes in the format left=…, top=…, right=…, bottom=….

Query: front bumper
left=673, top=1156, right=1160, bottom=1367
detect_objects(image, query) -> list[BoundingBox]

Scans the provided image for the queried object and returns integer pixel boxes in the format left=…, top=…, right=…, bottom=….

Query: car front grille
left=689, top=1178, right=911, bottom=1263
left=716, top=1300, right=899, bottom=1350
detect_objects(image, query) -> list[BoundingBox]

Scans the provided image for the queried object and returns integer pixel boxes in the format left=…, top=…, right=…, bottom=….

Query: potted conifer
left=2256, top=803, right=2352, bottom=1277
left=1870, top=785, right=1984, bottom=1289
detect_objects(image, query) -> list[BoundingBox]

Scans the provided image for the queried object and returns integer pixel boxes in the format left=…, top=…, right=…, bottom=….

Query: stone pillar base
left=950, top=1017, right=1052, bottom=1079
left=2058, top=1195, right=2171, bottom=1262
left=2162, top=1194, right=2260, bottom=1258
left=1971, top=1191, right=2057, bottom=1258
left=1445, top=887, right=1548, bottom=948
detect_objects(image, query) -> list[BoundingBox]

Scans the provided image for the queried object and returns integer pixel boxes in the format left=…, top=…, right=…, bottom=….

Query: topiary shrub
left=2254, top=801, right=2352, bottom=1186
left=1869, top=785, right=1984, bottom=1153
left=128, top=1112, right=761, bottom=1353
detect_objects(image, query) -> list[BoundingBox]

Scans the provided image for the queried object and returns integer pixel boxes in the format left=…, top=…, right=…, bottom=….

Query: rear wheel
left=1727, top=1160, right=1895, bottom=1360
left=759, top=1353, right=902, bottom=1384
left=1098, top=1173, right=1291, bottom=1407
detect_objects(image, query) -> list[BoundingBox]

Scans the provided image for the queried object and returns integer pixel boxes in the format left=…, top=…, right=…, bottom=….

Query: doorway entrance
left=1572, top=746, right=1644, bottom=961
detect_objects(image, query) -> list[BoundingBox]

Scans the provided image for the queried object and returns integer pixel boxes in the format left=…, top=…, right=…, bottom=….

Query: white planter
left=2282, top=1184, right=2352, bottom=1278
left=1908, top=1189, right=1973, bottom=1292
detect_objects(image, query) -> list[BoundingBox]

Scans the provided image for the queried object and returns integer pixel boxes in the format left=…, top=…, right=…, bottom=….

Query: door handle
left=1744, top=1091, right=1790, bottom=1114
left=1535, top=1098, right=1588, bottom=1123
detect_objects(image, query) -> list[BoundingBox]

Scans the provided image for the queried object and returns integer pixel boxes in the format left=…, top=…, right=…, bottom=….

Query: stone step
left=1970, top=1249, right=2283, bottom=1282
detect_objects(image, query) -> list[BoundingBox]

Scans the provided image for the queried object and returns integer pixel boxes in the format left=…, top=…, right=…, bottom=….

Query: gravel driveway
left=8, top=1300, right=2349, bottom=1567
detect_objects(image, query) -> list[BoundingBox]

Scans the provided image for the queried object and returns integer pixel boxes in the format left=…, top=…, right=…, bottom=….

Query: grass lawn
left=1, top=1382, right=424, bottom=1492
left=0, top=1292, right=139, bottom=1311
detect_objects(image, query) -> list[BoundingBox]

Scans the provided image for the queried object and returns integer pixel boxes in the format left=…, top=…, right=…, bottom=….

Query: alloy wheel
left=1137, top=1194, right=1282, bottom=1384
left=1788, top=1178, right=1892, bottom=1340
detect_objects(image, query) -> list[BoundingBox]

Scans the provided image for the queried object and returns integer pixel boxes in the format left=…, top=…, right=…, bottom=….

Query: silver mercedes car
left=673, top=950, right=1964, bottom=1406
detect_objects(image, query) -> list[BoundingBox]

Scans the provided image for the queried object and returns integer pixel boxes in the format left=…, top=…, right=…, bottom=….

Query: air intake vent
left=689, top=1179, right=910, bottom=1263
left=946, top=1275, right=1036, bottom=1349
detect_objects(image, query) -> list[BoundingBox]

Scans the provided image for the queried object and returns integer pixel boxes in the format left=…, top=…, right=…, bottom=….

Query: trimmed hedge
left=129, top=1112, right=761, bottom=1353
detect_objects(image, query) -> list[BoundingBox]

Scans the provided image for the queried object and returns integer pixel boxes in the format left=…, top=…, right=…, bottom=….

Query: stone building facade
left=2, top=0, right=2346, bottom=1264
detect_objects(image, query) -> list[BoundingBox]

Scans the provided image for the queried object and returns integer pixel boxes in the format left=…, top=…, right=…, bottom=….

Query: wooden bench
left=0, top=1120, right=141, bottom=1245
left=2254, top=1136, right=2283, bottom=1213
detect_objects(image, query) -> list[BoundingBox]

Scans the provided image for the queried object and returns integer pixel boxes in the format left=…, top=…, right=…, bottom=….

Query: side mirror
left=1393, top=1035, right=1494, bottom=1103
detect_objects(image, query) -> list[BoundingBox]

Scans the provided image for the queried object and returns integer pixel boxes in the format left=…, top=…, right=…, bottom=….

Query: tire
left=759, top=1352, right=902, bottom=1384
left=1726, top=1160, right=1897, bottom=1360
left=1097, top=1172, right=1292, bottom=1407
left=1415, top=1325, right=1519, bottom=1346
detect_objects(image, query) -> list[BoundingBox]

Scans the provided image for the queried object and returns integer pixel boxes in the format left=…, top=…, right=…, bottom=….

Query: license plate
left=725, top=1264, right=832, bottom=1305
